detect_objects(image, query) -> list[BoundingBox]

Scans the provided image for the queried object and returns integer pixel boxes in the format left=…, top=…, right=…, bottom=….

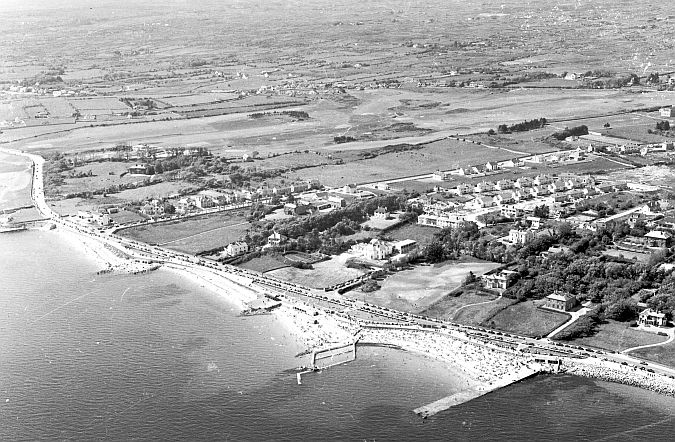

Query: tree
left=163, top=203, right=175, bottom=214
left=656, top=120, right=671, bottom=131
left=425, top=240, right=445, bottom=263
left=603, top=298, right=638, bottom=321
left=533, top=204, right=550, bottom=218
left=463, top=271, right=477, bottom=286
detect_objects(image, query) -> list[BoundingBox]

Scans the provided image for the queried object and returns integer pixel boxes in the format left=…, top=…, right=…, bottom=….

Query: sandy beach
left=359, top=327, right=535, bottom=387
left=51, top=225, right=159, bottom=275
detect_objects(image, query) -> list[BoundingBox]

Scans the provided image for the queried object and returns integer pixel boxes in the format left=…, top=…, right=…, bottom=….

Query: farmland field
left=291, top=139, right=517, bottom=186
left=160, top=93, right=239, bottom=107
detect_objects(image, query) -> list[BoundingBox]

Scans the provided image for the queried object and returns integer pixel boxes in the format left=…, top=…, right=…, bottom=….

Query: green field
left=420, top=289, right=500, bottom=321
left=290, top=138, right=516, bottom=187
left=574, top=320, right=668, bottom=352
left=238, top=255, right=288, bottom=273
left=119, top=211, right=250, bottom=254
left=266, top=259, right=366, bottom=289
left=485, top=300, right=569, bottom=338
left=364, top=260, right=501, bottom=313
left=386, top=223, right=439, bottom=247
left=452, top=297, right=517, bottom=327
left=631, top=340, right=675, bottom=367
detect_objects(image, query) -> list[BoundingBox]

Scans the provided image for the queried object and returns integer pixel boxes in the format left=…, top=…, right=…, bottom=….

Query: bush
left=361, top=280, right=381, bottom=293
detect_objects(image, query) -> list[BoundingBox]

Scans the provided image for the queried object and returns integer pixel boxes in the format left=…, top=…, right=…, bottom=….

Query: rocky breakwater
left=563, top=357, right=675, bottom=397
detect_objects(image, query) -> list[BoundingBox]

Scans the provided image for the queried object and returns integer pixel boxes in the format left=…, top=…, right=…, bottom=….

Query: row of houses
left=460, top=174, right=595, bottom=196
left=434, top=159, right=524, bottom=181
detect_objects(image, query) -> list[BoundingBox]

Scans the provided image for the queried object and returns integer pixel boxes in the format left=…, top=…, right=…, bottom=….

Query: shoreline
left=24, top=223, right=675, bottom=406
left=5, top=143, right=675, bottom=406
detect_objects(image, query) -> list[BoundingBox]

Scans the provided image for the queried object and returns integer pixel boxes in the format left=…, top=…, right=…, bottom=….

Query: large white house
left=352, top=239, right=393, bottom=260
left=224, top=241, right=249, bottom=257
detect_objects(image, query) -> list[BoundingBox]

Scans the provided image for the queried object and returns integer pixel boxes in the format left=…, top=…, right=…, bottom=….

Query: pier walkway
left=413, top=367, right=541, bottom=418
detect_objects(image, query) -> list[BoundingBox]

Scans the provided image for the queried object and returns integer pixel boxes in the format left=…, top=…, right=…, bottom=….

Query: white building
left=509, top=229, right=536, bottom=245
left=224, top=241, right=249, bottom=257
left=418, top=212, right=467, bottom=229
left=352, top=239, right=393, bottom=260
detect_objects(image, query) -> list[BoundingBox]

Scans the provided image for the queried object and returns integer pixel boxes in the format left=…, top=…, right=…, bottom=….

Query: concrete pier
left=413, top=367, right=540, bottom=418
left=311, top=341, right=357, bottom=369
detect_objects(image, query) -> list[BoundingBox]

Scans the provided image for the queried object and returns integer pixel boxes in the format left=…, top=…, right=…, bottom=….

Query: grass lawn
left=266, top=259, right=366, bottom=289
left=574, top=320, right=668, bottom=352
left=420, top=288, right=499, bottom=321
left=486, top=300, right=569, bottom=338
left=364, top=260, right=501, bottom=313
left=238, top=255, right=288, bottom=273
left=453, top=297, right=516, bottom=327
left=385, top=223, right=438, bottom=247
left=630, top=340, right=675, bottom=368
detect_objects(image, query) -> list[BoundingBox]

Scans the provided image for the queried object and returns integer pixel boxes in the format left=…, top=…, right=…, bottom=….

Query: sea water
left=1, top=230, right=674, bottom=441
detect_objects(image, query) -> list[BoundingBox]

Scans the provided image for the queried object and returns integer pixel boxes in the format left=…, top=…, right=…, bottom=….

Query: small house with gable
left=544, top=291, right=577, bottom=312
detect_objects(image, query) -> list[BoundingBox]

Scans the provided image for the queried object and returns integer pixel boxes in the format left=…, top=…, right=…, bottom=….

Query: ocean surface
left=1, top=230, right=675, bottom=441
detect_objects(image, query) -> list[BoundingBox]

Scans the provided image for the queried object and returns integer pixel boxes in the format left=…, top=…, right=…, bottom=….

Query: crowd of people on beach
left=359, top=328, right=534, bottom=386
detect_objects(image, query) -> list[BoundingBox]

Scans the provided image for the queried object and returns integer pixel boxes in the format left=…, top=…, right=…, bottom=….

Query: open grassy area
left=420, top=289, right=499, bottom=321
left=630, top=340, right=675, bottom=368
left=238, top=255, right=288, bottom=273
left=573, top=320, right=668, bottom=352
left=486, top=300, right=569, bottom=338
left=119, top=211, right=250, bottom=254
left=384, top=223, right=438, bottom=247
left=290, top=138, right=516, bottom=187
left=452, top=297, right=517, bottom=327
left=362, top=260, right=501, bottom=313
left=607, top=165, right=675, bottom=188
left=266, top=258, right=366, bottom=289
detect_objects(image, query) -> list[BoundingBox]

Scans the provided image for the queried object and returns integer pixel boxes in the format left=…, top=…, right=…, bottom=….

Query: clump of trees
left=550, top=125, right=589, bottom=140
left=334, top=135, right=357, bottom=144
left=656, top=120, right=671, bottom=131
left=496, top=118, right=547, bottom=134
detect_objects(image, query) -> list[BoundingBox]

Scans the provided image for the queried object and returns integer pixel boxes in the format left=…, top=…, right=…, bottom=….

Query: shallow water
left=1, top=230, right=674, bottom=441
